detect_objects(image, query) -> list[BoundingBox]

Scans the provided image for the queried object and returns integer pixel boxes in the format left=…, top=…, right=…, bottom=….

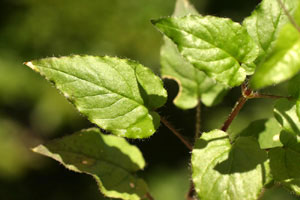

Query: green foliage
left=33, top=128, right=148, bottom=200
left=25, top=55, right=167, bottom=139
left=191, top=130, right=270, bottom=200
left=21, top=0, right=300, bottom=199
left=160, top=0, right=227, bottom=109
left=237, top=118, right=283, bottom=149
left=153, top=15, right=259, bottom=87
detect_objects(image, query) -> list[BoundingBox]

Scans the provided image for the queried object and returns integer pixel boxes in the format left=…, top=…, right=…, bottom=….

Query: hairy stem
left=277, top=0, right=300, bottom=33
left=186, top=182, right=196, bottom=200
left=221, top=96, right=247, bottom=132
left=194, top=101, right=201, bottom=141
left=250, top=93, right=293, bottom=100
left=161, top=117, right=193, bottom=151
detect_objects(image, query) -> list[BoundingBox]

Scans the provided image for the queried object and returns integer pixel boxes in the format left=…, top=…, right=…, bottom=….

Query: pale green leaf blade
left=250, top=24, right=300, bottom=89
left=33, top=128, right=148, bottom=200
left=243, top=0, right=300, bottom=64
left=192, top=130, right=269, bottom=200
left=25, top=55, right=167, bottom=138
left=274, top=99, right=300, bottom=135
left=160, top=2, right=227, bottom=109
left=237, top=118, right=283, bottom=149
left=153, top=15, right=259, bottom=87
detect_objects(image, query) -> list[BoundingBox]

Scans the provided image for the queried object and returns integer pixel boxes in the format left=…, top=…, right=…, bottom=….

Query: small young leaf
left=237, top=118, right=283, bottom=149
left=153, top=15, right=259, bottom=87
left=191, top=130, right=269, bottom=200
left=274, top=99, right=300, bottom=135
left=243, top=0, right=300, bottom=64
left=25, top=55, right=167, bottom=138
left=33, top=128, right=148, bottom=200
left=250, top=23, right=300, bottom=89
left=160, top=0, right=227, bottom=109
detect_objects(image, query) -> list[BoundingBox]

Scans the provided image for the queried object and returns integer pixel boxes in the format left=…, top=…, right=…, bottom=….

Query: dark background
left=0, top=0, right=299, bottom=199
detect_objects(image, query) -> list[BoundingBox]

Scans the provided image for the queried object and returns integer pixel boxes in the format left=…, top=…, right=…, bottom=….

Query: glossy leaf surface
left=25, top=55, right=167, bottom=138
left=243, top=0, right=299, bottom=64
left=192, top=130, right=269, bottom=200
left=153, top=15, right=259, bottom=87
left=33, top=128, right=148, bottom=200
left=251, top=24, right=300, bottom=89
left=160, top=0, right=227, bottom=109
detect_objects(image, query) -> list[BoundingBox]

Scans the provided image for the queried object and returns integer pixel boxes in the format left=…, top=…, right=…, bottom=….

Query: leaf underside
left=33, top=128, right=148, bottom=200
left=25, top=55, right=167, bottom=139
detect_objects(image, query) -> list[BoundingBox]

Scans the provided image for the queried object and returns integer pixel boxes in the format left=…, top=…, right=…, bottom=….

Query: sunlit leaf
left=33, top=128, right=148, bottom=200
left=251, top=24, right=300, bottom=89
left=160, top=0, right=227, bottom=109
left=238, top=118, right=283, bottom=149
left=25, top=55, right=167, bottom=138
left=153, top=15, right=259, bottom=87
left=243, top=0, right=300, bottom=64
left=191, top=130, right=269, bottom=200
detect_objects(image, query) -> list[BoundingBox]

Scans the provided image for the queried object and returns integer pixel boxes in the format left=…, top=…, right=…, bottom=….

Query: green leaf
left=153, top=15, right=259, bottom=87
left=274, top=99, right=300, bottom=135
left=237, top=118, right=283, bottom=149
left=243, top=0, right=300, bottom=64
left=160, top=1, right=227, bottom=109
left=33, top=128, right=148, bottom=200
left=287, top=74, right=300, bottom=121
left=250, top=23, right=300, bottom=89
left=191, top=130, right=269, bottom=200
left=268, top=132, right=300, bottom=194
left=25, top=55, right=167, bottom=139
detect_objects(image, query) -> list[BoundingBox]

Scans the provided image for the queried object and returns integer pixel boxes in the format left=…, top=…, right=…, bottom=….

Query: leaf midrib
left=36, top=64, right=145, bottom=109
left=54, top=148, right=138, bottom=174
left=157, top=21, right=243, bottom=65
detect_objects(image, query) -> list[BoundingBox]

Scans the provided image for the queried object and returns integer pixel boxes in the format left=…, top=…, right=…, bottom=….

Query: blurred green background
left=0, top=0, right=299, bottom=199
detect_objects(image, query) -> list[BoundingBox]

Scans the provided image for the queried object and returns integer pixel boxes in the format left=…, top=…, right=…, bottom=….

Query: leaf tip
left=24, top=61, right=39, bottom=72
left=150, top=19, right=159, bottom=25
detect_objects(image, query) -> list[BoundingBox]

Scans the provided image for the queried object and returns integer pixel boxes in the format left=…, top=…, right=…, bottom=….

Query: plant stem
left=277, top=0, right=300, bottom=33
left=194, top=101, right=201, bottom=141
left=146, top=192, right=155, bottom=200
left=186, top=182, right=196, bottom=200
left=221, top=96, right=247, bottom=132
left=250, top=93, right=292, bottom=100
left=161, top=117, right=193, bottom=151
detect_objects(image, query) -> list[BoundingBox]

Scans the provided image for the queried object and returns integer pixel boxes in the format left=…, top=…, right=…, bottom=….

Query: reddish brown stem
left=161, top=117, right=193, bottom=151
left=146, top=192, right=154, bottom=200
left=186, top=182, right=196, bottom=200
left=250, top=93, right=292, bottom=100
left=194, top=101, right=201, bottom=141
left=221, top=96, right=247, bottom=132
